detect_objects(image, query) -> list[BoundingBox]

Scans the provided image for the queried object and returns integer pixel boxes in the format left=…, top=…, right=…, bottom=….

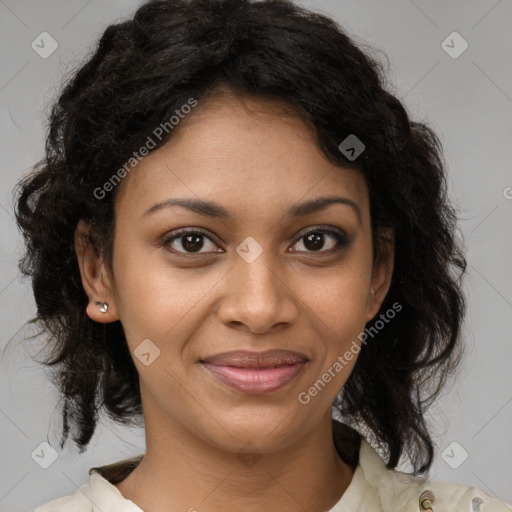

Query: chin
left=204, top=407, right=309, bottom=452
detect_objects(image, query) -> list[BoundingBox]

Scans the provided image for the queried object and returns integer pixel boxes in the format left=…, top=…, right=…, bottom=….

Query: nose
left=216, top=251, right=298, bottom=334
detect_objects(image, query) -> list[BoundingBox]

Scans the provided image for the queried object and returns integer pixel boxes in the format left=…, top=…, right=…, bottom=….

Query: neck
left=114, top=413, right=358, bottom=512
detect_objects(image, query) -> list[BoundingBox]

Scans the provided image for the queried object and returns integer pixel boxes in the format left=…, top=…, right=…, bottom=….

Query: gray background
left=1, top=1, right=511, bottom=510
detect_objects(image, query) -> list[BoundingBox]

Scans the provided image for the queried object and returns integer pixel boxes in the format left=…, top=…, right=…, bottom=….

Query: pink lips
left=200, top=349, right=308, bottom=394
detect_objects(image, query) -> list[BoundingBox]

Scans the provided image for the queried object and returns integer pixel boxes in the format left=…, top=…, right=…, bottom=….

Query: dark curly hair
left=13, top=0, right=467, bottom=474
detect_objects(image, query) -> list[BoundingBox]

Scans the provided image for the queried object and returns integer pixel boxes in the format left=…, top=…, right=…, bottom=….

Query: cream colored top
left=34, top=437, right=512, bottom=512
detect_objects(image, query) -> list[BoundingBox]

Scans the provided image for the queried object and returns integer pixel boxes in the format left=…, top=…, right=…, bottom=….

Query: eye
left=161, top=226, right=351, bottom=256
left=289, top=227, right=351, bottom=254
left=161, top=228, right=222, bottom=255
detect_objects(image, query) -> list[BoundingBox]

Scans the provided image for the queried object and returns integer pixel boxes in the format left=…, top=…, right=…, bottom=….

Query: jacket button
left=472, top=497, right=484, bottom=512
left=419, top=490, right=435, bottom=511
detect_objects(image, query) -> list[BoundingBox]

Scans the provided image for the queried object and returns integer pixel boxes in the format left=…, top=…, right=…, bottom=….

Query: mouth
left=200, top=349, right=308, bottom=395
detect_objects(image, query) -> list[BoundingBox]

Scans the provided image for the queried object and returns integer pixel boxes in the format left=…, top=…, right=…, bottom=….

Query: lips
left=200, top=349, right=308, bottom=394
left=201, top=349, right=308, bottom=368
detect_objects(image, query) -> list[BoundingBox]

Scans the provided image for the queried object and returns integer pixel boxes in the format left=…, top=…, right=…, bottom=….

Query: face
left=76, top=92, right=393, bottom=454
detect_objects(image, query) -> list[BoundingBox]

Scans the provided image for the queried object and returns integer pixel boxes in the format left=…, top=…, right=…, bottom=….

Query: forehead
left=114, top=92, right=369, bottom=221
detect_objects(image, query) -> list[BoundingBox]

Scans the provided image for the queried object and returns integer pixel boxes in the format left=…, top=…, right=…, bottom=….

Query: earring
left=95, top=300, right=109, bottom=313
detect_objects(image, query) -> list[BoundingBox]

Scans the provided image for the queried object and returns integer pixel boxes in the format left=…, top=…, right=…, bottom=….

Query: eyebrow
left=143, top=195, right=361, bottom=223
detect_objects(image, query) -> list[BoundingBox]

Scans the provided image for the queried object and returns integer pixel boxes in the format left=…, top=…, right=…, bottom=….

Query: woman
left=13, top=0, right=511, bottom=511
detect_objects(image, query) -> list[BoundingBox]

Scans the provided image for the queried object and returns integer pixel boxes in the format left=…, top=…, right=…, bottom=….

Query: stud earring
left=95, top=300, right=109, bottom=313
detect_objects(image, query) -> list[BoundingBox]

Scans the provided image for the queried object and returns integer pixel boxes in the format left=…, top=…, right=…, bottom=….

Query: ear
left=365, top=227, right=395, bottom=322
left=74, top=219, right=119, bottom=323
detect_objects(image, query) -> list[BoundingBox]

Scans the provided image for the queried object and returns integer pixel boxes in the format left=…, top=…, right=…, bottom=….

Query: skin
left=75, top=91, right=394, bottom=512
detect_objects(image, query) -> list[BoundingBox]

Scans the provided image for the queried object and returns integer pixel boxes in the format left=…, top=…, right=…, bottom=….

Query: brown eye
left=289, top=228, right=351, bottom=254
left=162, top=229, right=222, bottom=254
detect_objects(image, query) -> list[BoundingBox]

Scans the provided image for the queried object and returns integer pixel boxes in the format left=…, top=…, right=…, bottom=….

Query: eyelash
left=160, top=226, right=351, bottom=257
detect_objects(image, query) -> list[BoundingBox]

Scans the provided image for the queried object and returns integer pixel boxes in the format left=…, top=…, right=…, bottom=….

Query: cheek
left=300, top=251, right=372, bottom=374
left=110, top=241, right=220, bottom=349
left=303, top=251, right=373, bottom=332
left=307, top=276, right=369, bottom=362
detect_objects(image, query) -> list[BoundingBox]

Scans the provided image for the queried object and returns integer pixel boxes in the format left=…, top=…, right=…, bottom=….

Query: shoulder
left=356, top=437, right=512, bottom=511
left=33, top=483, right=92, bottom=512
left=403, top=474, right=512, bottom=512
left=392, top=472, right=512, bottom=512
left=33, top=454, right=144, bottom=512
